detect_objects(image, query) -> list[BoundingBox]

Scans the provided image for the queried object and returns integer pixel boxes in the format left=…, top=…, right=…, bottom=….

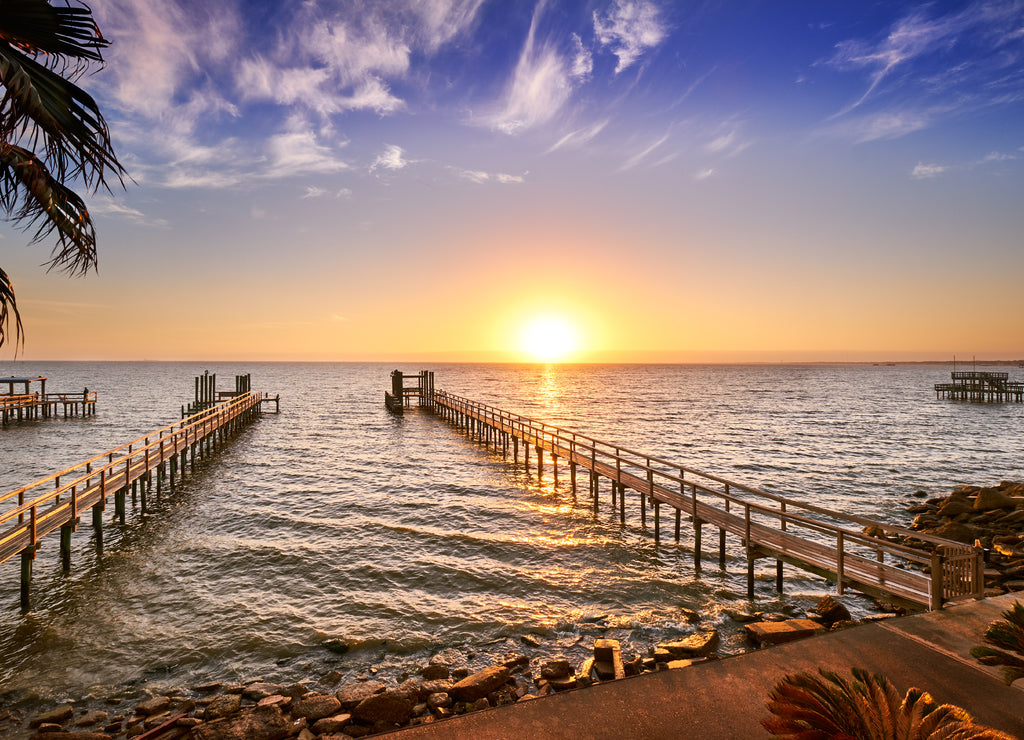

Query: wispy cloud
left=371, top=145, right=410, bottom=172
left=264, top=118, right=350, bottom=178
left=487, top=2, right=573, bottom=134
left=824, top=2, right=1024, bottom=139
left=593, top=0, right=667, bottom=74
left=454, top=167, right=526, bottom=184
left=694, top=168, right=715, bottom=181
left=570, top=33, right=593, bottom=81
left=89, top=197, right=170, bottom=228
left=548, top=119, right=609, bottom=152
left=620, top=132, right=670, bottom=170
left=910, top=162, right=946, bottom=179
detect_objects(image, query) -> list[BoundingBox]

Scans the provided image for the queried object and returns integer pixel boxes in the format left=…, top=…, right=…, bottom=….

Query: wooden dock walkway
left=404, top=383, right=983, bottom=612
left=0, top=388, right=265, bottom=607
left=2, top=375, right=97, bottom=423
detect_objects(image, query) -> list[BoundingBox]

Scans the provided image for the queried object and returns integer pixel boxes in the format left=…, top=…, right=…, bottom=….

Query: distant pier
left=387, top=372, right=984, bottom=612
left=934, top=371, right=1024, bottom=403
left=1, top=376, right=97, bottom=424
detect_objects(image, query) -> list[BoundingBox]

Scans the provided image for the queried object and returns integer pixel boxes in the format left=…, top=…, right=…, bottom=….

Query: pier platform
left=387, top=592, right=1024, bottom=739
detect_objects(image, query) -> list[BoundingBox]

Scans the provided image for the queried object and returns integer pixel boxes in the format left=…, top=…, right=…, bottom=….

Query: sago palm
left=0, top=0, right=125, bottom=350
left=762, top=666, right=1014, bottom=739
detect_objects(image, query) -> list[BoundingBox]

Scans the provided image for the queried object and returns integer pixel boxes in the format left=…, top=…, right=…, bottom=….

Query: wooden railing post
left=836, top=531, right=845, bottom=595
left=930, top=549, right=944, bottom=610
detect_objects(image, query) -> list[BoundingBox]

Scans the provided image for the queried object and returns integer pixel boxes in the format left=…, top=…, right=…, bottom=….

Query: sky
left=2, top=0, right=1023, bottom=362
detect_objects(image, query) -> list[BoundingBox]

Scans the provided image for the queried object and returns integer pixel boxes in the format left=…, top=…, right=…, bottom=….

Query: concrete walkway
left=387, top=593, right=1024, bottom=739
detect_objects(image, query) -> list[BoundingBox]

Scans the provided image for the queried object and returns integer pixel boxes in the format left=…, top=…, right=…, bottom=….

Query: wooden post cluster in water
left=395, top=374, right=985, bottom=613
left=385, top=370, right=434, bottom=414
left=1, top=375, right=272, bottom=608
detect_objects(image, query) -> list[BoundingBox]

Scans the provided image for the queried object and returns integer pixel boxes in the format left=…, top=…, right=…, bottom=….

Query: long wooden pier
left=398, top=382, right=983, bottom=612
left=0, top=388, right=265, bottom=607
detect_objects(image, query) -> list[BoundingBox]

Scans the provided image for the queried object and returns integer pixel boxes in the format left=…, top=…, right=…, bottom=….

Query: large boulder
left=813, top=595, right=851, bottom=626
left=937, top=496, right=974, bottom=518
left=335, top=681, right=386, bottom=710
left=29, top=705, right=74, bottom=728
left=974, top=487, right=1018, bottom=512
left=290, top=693, right=341, bottom=721
left=448, top=666, right=511, bottom=702
left=657, top=630, right=720, bottom=658
left=351, top=690, right=414, bottom=725
left=203, top=694, right=242, bottom=721
left=926, top=521, right=980, bottom=544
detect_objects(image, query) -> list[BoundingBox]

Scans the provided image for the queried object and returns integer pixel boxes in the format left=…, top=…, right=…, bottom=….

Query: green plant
left=762, top=667, right=1014, bottom=739
left=971, top=600, right=1024, bottom=686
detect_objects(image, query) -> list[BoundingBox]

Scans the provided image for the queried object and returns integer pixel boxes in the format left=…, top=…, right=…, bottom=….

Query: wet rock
left=539, top=658, right=571, bottom=679
left=520, top=634, right=542, bottom=648
left=335, top=681, right=386, bottom=711
left=74, top=710, right=109, bottom=727
left=30, top=705, right=75, bottom=728
left=322, top=639, right=349, bottom=655
left=192, top=705, right=291, bottom=740
left=243, top=683, right=284, bottom=702
left=745, top=619, right=826, bottom=646
left=419, top=678, right=454, bottom=697
left=394, top=678, right=423, bottom=702
left=134, top=696, right=171, bottom=716
left=319, top=670, right=342, bottom=687
left=501, top=653, right=530, bottom=671
left=448, top=666, right=511, bottom=702
left=937, top=496, right=974, bottom=518
left=426, top=692, right=451, bottom=710
left=926, top=521, right=979, bottom=544
left=724, top=609, right=760, bottom=623
left=203, top=694, right=242, bottom=721
left=257, top=695, right=290, bottom=708
left=658, top=630, right=720, bottom=658
left=420, top=663, right=449, bottom=680
left=280, top=683, right=309, bottom=699
left=310, top=713, right=351, bottom=734
left=291, top=693, right=341, bottom=721
left=813, top=595, right=852, bottom=626
left=974, top=487, right=1018, bottom=511
left=351, top=690, right=414, bottom=725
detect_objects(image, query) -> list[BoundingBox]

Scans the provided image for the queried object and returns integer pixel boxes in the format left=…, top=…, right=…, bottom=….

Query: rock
left=242, top=683, right=284, bottom=702
left=539, top=658, right=571, bottom=679
left=319, top=670, right=342, bottom=687
left=724, top=609, right=760, bottom=623
left=937, top=496, right=975, bottom=518
left=678, top=607, right=702, bottom=623
left=30, top=705, right=75, bottom=728
left=351, top=690, right=414, bottom=725
left=74, top=710, right=109, bottom=727
left=548, top=675, right=577, bottom=691
left=177, top=717, right=204, bottom=728
left=448, top=666, right=512, bottom=702
left=974, top=487, right=1018, bottom=511
left=905, top=504, right=934, bottom=514
left=420, top=679, right=454, bottom=696
left=335, top=681, right=386, bottom=710
left=290, top=693, right=341, bottom=721
left=280, top=683, right=309, bottom=699
left=469, top=697, right=491, bottom=712
left=203, top=694, right=242, bottom=721
left=420, top=663, right=449, bottom=680
left=593, top=638, right=625, bottom=680
left=925, top=521, right=979, bottom=544
left=134, top=696, right=171, bottom=716
left=394, top=678, right=423, bottom=702
left=192, top=705, right=291, bottom=740
left=658, top=630, right=720, bottom=657
left=195, top=682, right=224, bottom=693
left=44, top=734, right=112, bottom=740
left=745, top=619, right=826, bottom=646
left=911, top=514, right=944, bottom=530
left=862, top=524, right=887, bottom=538
left=310, top=713, right=351, bottom=734
left=322, top=639, right=349, bottom=655
left=427, top=692, right=451, bottom=710
left=143, top=711, right=171, bottom=729
left=257, top=695, right=290, bottom=708
left=520, top=634, right=542, bottom=647
left=814, top=595, right=852, bottom=626
left=501, top=653, right=530, bottom=671
left=666, top=659, right=693, bottom=670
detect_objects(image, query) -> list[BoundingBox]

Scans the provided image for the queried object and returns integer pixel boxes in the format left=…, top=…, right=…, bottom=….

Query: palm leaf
left=0, top=266, right=24, bottom=352
left=0, top=142, right=96, bottom=274
left=983, top=602, right=1024, bottom=655
left=762, top=668, right=1015, bottom=740
left=0, top=43, right=123, bottom=188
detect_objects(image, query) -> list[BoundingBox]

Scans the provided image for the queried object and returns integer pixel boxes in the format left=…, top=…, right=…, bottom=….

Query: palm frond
left=0, top=142, right=96, bottom=274
left=983, top=602, right=1024, bottom=655
left=0, top=266, right=24, bottom=352
left=0, top=0, right=108, bottom=65
left=0, top=43, right=124, bottom=189
left=762, top=668, right=1014, bottom=740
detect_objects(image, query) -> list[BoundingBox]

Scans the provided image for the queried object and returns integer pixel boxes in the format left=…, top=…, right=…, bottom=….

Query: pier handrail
left=428, top=390, right=978, bottom=610
left=0, top=393, right=260, bottom=532
left=433, top=390, right=962, bottom=547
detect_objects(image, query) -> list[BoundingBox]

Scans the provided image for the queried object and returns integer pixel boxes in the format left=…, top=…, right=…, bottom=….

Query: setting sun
left=519, top=316, right=579, bottom=362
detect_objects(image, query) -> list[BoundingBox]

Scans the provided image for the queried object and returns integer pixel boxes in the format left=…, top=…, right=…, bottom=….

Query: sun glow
left=519, top=316, right=579, bottom=362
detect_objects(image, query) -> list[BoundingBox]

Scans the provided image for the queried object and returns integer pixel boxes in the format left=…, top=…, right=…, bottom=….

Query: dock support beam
left=60, top=522, right=76, bottom=572
left=20, top=547, right=36, bottom=608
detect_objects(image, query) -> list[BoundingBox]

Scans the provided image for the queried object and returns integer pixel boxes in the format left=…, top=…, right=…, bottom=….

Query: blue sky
left=3, top=0, right=1023, bottom=361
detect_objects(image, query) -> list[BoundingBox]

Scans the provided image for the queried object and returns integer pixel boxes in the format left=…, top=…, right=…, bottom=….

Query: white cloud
left=548, top=119, right=609, bottom=152
left=89, top=197, right=170, bottom=228
left=454, top=168, right=525, bottom=184
left=593, top=0, right=667, bottom=74
left=458, top=169, right=490, bottom=183
left=910, top=162, right=946, bottom=179
left=371, top=145, right=409, bottom=172
left=620, top=132, right=670, bottom=170
left=488, top=3, right=574, bottom=134
left=495, top=173, right=525, bottom=184
left=842, top=111, right=930, bottom=142
left=694, top=168, right=715, bottom=181
left=303, top=187, right=327, bottom=199
left=571, top=33, right=594, bottom=81
left=265, top=119, right=350, bottom=177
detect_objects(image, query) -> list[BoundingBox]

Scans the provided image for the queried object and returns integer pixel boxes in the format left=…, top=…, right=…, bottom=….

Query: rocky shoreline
left=4, top=480, right=1022, bottom=740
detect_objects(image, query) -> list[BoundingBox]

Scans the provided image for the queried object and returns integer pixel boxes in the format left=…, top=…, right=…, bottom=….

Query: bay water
left=0, top=362, right=1021, bottom=719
